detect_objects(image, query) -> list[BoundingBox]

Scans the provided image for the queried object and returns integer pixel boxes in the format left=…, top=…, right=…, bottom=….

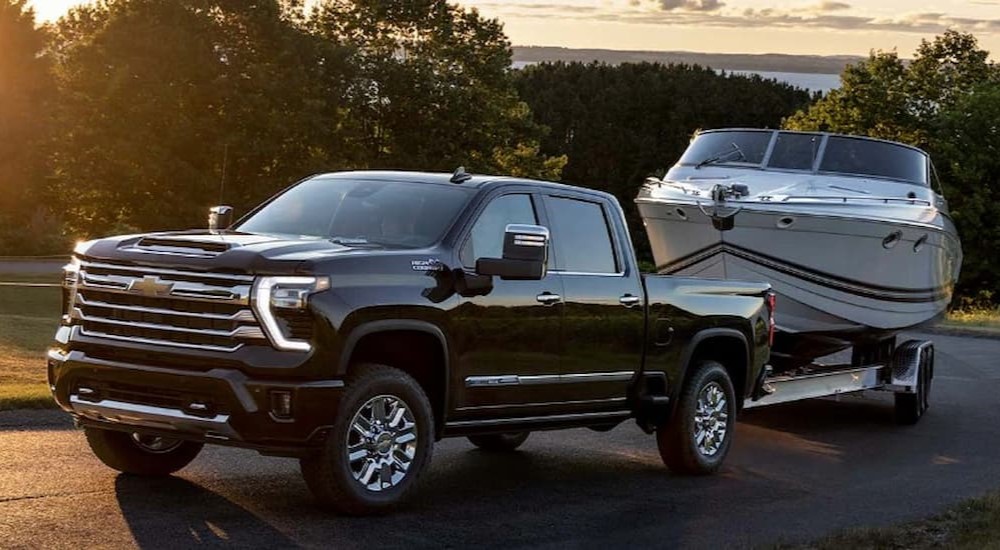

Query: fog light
left=270, top=391, right=293, bottom=419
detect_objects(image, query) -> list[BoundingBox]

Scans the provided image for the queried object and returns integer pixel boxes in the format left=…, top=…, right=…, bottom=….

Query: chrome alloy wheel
left=693, top=382, right=729, bottom=457
left=346, top=394, right=418, bottom=492
left=130, top=433, right=184, bottom=454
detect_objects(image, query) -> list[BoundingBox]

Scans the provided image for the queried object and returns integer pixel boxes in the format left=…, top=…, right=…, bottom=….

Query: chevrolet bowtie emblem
left=128, top=275, right=174, bottom=297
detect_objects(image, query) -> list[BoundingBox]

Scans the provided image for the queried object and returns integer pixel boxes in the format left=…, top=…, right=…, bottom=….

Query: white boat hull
left=638, top=199, right=961, bottom=363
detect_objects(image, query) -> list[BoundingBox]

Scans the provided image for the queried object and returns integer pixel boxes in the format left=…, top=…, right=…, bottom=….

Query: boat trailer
left=746, top=339, right=934, bottom=425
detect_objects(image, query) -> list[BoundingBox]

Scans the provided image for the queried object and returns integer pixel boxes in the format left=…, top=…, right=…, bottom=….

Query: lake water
left=723, top=70, right=841, bottom=94
left=512, top=61, right=840, bottom=94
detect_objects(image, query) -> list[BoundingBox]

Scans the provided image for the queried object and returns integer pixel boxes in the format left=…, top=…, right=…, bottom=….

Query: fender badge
left=411, top=259, right=444, bottom=272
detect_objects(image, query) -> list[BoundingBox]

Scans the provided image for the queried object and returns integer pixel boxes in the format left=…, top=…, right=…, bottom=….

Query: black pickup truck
left=49, top=170, right=774, bottom=514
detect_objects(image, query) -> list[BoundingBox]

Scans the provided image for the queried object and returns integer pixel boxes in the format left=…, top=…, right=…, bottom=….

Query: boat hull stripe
left=658, top=243, right=951, bottom=303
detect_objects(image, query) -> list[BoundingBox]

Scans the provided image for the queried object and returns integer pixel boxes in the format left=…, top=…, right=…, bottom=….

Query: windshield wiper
left=696, top=143, right=747, bottom=169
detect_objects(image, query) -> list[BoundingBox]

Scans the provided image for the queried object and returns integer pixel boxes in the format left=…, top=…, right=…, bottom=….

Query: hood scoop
left=129, top=235, right=235, bottom=257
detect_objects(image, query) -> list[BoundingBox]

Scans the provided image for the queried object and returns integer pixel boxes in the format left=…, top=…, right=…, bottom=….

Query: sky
left=27, top=0, right=1000, bottom=57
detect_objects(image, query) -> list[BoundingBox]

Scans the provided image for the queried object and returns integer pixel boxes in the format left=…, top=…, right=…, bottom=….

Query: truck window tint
left=547, top=197, right=617, bottom=273
left=460, top=194, right=537, bottom=266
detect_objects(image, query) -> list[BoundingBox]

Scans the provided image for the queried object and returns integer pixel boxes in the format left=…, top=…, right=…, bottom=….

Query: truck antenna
left=450, top=166, right=472, bottom=184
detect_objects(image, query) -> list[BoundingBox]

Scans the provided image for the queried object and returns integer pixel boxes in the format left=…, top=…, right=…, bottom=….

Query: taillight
left=765, top=291, right=777, bottom=346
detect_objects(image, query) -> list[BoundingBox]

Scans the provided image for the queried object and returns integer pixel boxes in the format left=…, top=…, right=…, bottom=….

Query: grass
left=0, top=277, right=61, bottom=410
left=781, top=491, right=1000, bottom=549
left=943, top=308, right=1000, bottom=331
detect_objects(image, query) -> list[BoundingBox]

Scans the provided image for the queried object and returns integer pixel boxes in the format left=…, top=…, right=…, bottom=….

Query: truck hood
left=75, top=230, right=394, bottom=274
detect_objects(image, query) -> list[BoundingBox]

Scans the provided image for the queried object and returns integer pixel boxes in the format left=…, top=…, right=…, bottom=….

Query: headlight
left=61, top=258, right=81, bottom=319
left=252, top=276, right=330, bottom=351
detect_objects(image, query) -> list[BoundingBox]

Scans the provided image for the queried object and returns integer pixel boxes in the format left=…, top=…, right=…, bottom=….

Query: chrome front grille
left=73, top=260, right=264, bottom=352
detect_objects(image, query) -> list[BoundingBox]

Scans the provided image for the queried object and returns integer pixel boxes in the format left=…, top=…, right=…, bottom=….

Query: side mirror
left=209, top=205, right=234, bottom=232
left=475, top=224, right=549, bottom=281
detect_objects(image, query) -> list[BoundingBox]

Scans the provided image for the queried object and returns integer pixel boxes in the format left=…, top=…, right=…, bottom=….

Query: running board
left=744, top=365, right=884, bottom=409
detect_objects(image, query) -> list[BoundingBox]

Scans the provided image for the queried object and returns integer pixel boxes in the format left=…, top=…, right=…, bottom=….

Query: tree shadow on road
left=115, top=475, right=300, bottom=549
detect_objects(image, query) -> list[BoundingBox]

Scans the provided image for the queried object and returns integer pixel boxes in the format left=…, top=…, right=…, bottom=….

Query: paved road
left=2, top=332, right=998, bottom=549
left=0, top=259, right=66, bottom=276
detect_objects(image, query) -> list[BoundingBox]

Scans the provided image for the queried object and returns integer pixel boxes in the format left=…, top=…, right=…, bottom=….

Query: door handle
left=619, top=294, right=641, bottom=307
left=536, top=293, right=562, bottom=305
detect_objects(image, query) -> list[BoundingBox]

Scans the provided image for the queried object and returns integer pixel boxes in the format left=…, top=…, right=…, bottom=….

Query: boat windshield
left=235, top=176, right=474, bottom=247
left=678, top=131, right=772, bottom=167
left=677, top=130, right=930, bottom=185
left=820, top=136, right=928, bottom=185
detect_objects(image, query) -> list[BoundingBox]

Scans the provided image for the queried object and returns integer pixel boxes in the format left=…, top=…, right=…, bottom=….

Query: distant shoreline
left=512, top=46, right=863, bottom=76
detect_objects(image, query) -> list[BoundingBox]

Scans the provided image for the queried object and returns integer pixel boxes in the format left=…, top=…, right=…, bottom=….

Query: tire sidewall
left=680, top=362, right=737, bottom=471
left=326, top=368, right=434, bottom=510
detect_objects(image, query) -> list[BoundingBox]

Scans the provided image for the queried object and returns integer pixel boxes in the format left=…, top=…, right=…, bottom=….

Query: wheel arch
left=678, top=328, right=751, bottom=409
left=339, top=320, right=450, bottom=436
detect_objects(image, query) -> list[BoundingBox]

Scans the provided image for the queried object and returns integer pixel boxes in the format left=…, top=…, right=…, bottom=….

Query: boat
left=636, top=129, right=963, bottom=369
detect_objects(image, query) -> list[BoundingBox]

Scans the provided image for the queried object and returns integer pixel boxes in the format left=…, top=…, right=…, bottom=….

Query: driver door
left=449, top=192, right=564, bottom=418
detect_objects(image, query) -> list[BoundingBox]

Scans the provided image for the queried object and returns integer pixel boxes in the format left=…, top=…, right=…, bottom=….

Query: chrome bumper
left=69, top=394, right=239, bottom=441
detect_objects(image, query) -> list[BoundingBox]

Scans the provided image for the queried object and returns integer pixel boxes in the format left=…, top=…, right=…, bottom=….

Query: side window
left=460, top=194, right=537, bottom=267
left=546, top=196, right=617, bottom=274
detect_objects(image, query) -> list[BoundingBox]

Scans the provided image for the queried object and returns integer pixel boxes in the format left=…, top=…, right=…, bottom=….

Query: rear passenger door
left=543, top=194, right=645, bottom=407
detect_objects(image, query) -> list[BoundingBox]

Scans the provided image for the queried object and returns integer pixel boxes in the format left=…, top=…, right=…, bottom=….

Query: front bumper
left=47, top=348, right=345, bottom=455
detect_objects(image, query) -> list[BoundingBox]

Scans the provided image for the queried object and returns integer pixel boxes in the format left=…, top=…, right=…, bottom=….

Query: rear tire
left=895, top=351, right=931, bottom=425
left=85, top=428, right=203, bottom=476
left=300, top=364, right=434, bottom=515
left=467, top=432, right=530, bottom=452
left=657, top=360, right=737, bottom=475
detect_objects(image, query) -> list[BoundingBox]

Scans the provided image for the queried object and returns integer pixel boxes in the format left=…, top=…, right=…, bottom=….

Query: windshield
left=678, top=130, right=772, bottom=166
left=235, top=176, right=473, bottom=247
left=820, top=136, right=928, bottom=185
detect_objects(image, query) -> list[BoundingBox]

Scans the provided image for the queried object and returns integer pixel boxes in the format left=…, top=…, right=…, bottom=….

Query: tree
left=49, top=0, right=353, bottom=237
left=309, top=0, right=564, bottom=177
left=784, top=51, right=922, bottom=144
left=784, top=31, right=1000, bottom=299
left=0, top=0, right=58, bottom=253
left=515, top=61, right=813, bottom=261
left=933, top=85, right=1000, bottom=300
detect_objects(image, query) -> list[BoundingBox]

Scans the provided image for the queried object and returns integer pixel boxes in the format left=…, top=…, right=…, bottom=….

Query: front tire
left=657, top=360, right=737, bottom=475
left=85, top=428, right=203, bottom=476
left=300, top=364, right=434, bottom=515
left=467, top=432, right=530, bottom=452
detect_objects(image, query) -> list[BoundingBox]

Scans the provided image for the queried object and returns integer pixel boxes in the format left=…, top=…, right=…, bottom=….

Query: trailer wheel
left=895, top=349, right=932, bottom=425
left=657, top=360, right=737, bottom=475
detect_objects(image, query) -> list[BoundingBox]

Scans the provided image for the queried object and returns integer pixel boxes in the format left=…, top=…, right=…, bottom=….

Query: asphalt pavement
left=0, top=259, right=66, bottom=276
left=2, top=331, right=999, bottom=549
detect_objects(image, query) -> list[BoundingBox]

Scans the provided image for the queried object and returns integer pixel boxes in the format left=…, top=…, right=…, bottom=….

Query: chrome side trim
left=455, top=396, right=627, bottom=411
left=466, top=375, right=520, bottom=387
left=80, top=261, right=254, bottom=282
left=70, top=395, right=238, bottom=440
left=465, top=371, right=634, bottom=388
left=446, top=410, right=632, bottom=429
